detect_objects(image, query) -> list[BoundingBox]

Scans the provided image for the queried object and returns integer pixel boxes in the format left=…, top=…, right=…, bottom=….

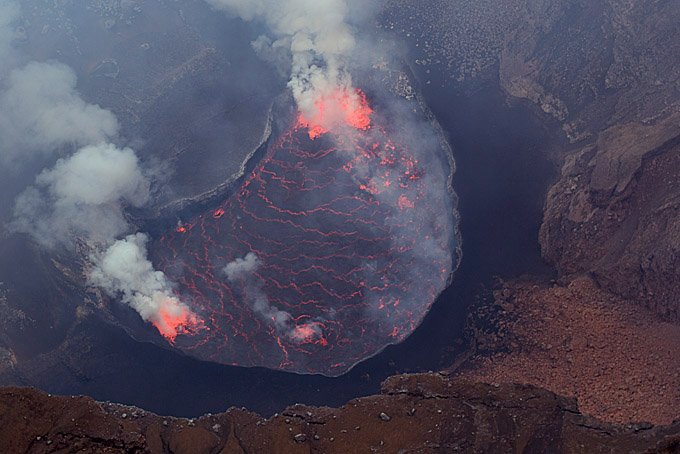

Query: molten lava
left=297, top=88, right=373, bottom=139
left=152, top=305, right=202, bottom=343
left=154, top=89, right=455, bottom=375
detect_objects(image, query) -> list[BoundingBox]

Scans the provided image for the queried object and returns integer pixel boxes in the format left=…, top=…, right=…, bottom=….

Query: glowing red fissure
left=154, top=90, right=452, bottom=375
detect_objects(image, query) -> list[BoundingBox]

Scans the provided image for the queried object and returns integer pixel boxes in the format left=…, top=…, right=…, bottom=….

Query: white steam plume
left=11, top=143, right=149, bottom=248
left=0, top=62, right=119, bottom=162
left=1, top=0, right=197, bottom=338
left=206, top=0, right=362, bottom=130
left=89, top=233, right=197, bottom=339
left=224, top=252, right=294, bottom=333
left=224, top=252, right=325, bottom=343
left=0, top=2, right=116, bottom=167
left=224, top=251, right=261, bottom=280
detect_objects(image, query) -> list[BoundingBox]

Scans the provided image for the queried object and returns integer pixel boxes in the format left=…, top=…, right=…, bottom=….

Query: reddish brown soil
left=455, top=276, right=680, bottom=425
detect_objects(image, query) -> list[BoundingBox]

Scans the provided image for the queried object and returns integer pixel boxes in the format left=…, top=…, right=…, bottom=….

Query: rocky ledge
left=2, top=373, right=680, bottom=453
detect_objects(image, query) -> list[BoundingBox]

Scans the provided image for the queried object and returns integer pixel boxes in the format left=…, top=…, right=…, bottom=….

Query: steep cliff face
left=498, top=0, right=680, bottom=321
left=539, top=122, right=680, bottom=320
left=3, top=374, right=680, bottom=454
left=383, top=0, right=680, bottom=321
left=499, top=0, right=680, bottom=141
left=500, top=0, right=680, bottom=319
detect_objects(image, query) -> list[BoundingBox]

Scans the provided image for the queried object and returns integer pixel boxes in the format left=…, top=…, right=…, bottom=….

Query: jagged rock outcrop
left=539, top=118, right=680, bottom=320
left=383, top=0, right=680, bottom=321
left=500, top=1, right=680, bottom=320
left=2, top=373, right=680, bottom=453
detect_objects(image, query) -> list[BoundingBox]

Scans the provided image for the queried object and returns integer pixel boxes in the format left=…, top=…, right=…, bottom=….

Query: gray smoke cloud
left=224, top=252, right=299, bottom=336
left=10, top=143, right=149, bottom=248
left=224, top=252, right=292, bottom=330
left=206, top=0, right=363, bottom=131
left=0, top=0, right=197, bottom=339
left=0, top=0, right=18, bottom=65
left=224, top=251, right=261, bottom=280
left=0, top=62, right=119, bottom=163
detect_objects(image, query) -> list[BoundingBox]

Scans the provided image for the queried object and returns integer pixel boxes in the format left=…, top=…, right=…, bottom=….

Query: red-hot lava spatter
left=155, top=89, right=456, bottom=376
left=152, top=304, right=203, bottom=343
left=298, top=89, right=373, bottom=139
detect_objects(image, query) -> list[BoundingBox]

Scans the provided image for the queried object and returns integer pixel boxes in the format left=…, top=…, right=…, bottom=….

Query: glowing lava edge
left=153, top=88, right=458, bottom=376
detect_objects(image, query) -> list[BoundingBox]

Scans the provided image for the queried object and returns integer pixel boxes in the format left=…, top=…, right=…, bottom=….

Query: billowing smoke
left=224, top=252, right=293, bottom=333
left=223, top=251, right=261, bottom=280
left=206, top=0, right=364, bottom=132
left=0, top=0, right=198, bottom=339
left=11, top=144, right=149, bottom=248
left=0, top=62, right=119, bottom=163
left=89, top=234, right=197, bottom=340
left=0, top=3, right=117, bottom=164
left=224, top=252, right=324, bottom=343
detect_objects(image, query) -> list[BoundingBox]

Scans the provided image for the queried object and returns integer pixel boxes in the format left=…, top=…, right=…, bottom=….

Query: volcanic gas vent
left=154, top=92, right=457, bottom=376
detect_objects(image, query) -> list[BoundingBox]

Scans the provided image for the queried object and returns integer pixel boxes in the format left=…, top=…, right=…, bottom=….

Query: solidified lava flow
left=154, top=89, right=457, bottom=376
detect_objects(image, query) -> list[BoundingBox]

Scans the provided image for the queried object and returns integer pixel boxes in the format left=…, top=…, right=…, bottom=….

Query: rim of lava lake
left=151, top=86, right=460, bottom=376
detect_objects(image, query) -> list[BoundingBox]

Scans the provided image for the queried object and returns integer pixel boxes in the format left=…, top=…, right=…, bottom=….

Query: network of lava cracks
left=153, top=89, right=454, bottom=376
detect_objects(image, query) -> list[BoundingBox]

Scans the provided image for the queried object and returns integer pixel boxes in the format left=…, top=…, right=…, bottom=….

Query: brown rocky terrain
left=540, top=114, right=680, bottom=321
left=383, top=0, right=680, bottom=322
left=2, top=0, right=680, bottom=450
left=492, top=0, right=680, bottom=322
left=381, top=0, right=680, bottom=431
left=455, top=277, right=680, bottom=425
left=3, top=373, right=680, bottom=454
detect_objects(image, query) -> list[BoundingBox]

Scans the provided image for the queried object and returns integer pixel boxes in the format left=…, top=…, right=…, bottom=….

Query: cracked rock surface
left=2, top=373, right=680, bottom=453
